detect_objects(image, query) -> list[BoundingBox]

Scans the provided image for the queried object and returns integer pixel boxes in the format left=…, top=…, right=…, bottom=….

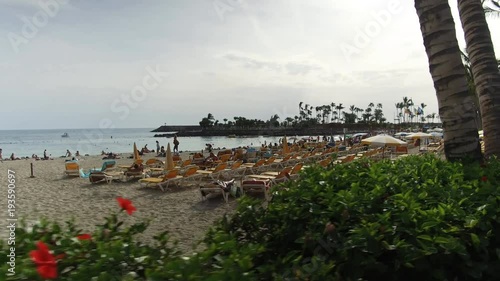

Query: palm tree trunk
left=457, top=0, right=500, bottom=158
left=414, top=0, right=482, bottom=161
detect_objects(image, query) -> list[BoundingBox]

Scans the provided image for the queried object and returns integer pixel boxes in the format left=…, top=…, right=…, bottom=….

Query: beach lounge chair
left=64, top=162, right=81, bottom=177
left=196, top=162, right=228, bottom=181
left=240, top=158, right=266, bottom=175
left=219, top=160, right=245, bottom=179
left=145, top=158, right=163, bottom=168
left=246, top=166, right=292, bottom=185
left=318, top=158, right=332, bottom=168
left=89, top=170, right=123, bottom=184
left=89, top=160, right=116, bottom=173
left=169, top=166, right=203, bottom=187
left=138, top=169, right=179, bottom=191
left=239, top=178, right=272, bottom=201
left=258, top=166, right=293, bottom=178
left=200, top=179, right=235, bottom=203
left=262, top=163, right=302, bottom=179
left=123, top=164, right=145, bottom=181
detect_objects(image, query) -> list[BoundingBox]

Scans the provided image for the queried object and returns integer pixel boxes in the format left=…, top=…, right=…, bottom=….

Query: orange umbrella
left=282, top=136, right=289, bottom=155
left=165, top=143, right=175, bottom=171
left=133, top=142, right=142, bottom=164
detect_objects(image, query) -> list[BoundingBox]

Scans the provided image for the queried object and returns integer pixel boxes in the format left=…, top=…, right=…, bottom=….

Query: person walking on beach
left=156, top=140, right=160, bottom=154
left=173, top=135, right=180, bottom=153
left=0, top=148, right=2, bottom=160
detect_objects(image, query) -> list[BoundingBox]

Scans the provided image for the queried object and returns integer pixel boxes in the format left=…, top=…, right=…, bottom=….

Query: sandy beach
left=0, top=151, right=237, bottom=253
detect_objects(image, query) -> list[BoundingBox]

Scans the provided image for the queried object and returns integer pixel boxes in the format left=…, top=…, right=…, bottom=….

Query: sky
left=0, top=0, right=499, bottom=130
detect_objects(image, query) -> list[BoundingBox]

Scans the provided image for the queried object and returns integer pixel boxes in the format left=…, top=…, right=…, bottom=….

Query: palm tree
left=331, top=111, right=338, bottom=123
left=414, top=0, right=482, bottom=161
left=355, top=107, right=363, bottom=123
left=458, top=0, right=500, bottom=158
left=482, top=0, right=500, bottom=14
left=329, top=102, right=336, bottom=122
left=335, top=103, right=344, bottom=123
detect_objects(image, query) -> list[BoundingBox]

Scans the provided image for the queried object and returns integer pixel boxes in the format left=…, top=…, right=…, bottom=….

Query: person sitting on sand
left=158, top=146, right=165, bottom=157
left=103, top=152, right=120, bottom=160
left=10, top=153, right=20, bottom=160
left=65, top=149, right=72, bottom=157
left=76, top=151, right=81, bottom=157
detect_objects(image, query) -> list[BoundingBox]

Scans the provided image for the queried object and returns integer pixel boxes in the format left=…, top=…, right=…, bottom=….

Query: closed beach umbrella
left=361, top=135, right=407, bottom=147
left=133, top=142, right=142, bottom=164
left=282, top=136, right=289, bottom=155
left=165, top=143, right=174, bottom=171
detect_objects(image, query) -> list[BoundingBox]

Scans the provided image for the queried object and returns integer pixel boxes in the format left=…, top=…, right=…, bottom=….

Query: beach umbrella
left=429, top=128, right=443, bottom=133
left=430, top=132, right=443, bottom=138
left=165, top=143, right=175, bottom=171
left=352, top=133, right=368, bottom=138
left=394, top=132, right=410, bottom=137
left=133, top=142, right=142, bottom=164
left=406, top=132, right=432, bottom=139
left=282, top=136, right=290, bottom=155
left=361, top=135, right=407, bottom=147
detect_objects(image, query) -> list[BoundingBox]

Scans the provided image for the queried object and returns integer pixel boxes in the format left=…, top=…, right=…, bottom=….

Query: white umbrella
left=429, top=132, right=443, bottom=138
left=429, top=128, right=443, bottom=133
left=406, top=132, right=433, bottom=139
left=361, top=135, right=407, bottom=147
left=352, top=133, right=368, bottom=138
left=394, top=132, right=410, bottom=137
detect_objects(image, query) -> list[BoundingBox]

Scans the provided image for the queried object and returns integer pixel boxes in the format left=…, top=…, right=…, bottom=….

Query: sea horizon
left=0, top=128, right=309, bottom=159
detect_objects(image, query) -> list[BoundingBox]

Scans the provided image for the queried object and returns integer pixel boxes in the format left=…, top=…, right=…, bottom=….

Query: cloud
left=0, top=0, right=41, bottom=9
left=221, top=52, right=324, bottom=76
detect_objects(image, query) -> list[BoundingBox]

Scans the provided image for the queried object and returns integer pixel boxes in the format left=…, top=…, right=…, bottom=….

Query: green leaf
left=470, top=233, right=481, bottom=247
left=434, top=236, right=450, bottom=244
left=417, top=235, right=433, bottom=242
left=421, top=221, right=440, bottom=230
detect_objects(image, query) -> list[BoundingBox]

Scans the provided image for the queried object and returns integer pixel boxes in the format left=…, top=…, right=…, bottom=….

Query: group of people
left=0, top=148, right=55, bottom=161
left=154, top=135, right=180, bottom=157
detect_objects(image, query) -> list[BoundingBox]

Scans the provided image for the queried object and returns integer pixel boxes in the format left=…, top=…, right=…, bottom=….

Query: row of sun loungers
left=63, top=143, right=417, bottom=203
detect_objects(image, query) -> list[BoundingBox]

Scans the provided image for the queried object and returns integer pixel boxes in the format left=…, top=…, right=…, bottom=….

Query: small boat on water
left=227, top=134, right=237, bottom=138
left=61, top=132, right=69, bottom=138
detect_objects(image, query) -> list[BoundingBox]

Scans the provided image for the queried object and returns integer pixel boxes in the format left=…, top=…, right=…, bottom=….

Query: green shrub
left=207, top=155, right=500, bottom=280
left=2, top=156, right=500, bottom=280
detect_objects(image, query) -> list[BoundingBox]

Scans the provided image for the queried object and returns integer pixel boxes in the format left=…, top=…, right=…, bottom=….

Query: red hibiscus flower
left=481, top=176, right=488, bottom=182
left=77, top=234, right=92, bottom=240
left=116, top=197, right=136, bottom=215
left=29, top=241, right=58, bottom=279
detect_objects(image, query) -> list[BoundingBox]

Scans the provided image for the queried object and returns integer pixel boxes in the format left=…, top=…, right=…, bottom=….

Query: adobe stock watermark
left=212, top=0, right=245, bottom=22
left=7, top=0, right=70, bottom=54
left=6, top=169, right=17, bottom=277
left=69, top=64, right=169, bottom=155
left=339, top=0, right=403, bottom=63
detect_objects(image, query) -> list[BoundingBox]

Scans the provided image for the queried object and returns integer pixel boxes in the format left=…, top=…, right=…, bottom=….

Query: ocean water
left=0, top=128, right=291, bottom=158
